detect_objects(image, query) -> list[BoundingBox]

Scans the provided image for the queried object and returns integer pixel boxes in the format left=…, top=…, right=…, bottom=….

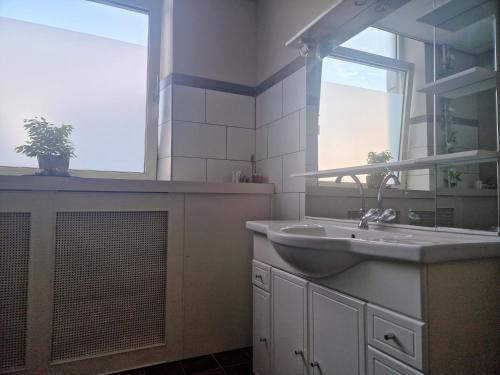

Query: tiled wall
left=157, top=63, right=307, bottom=220
left=158, top=84, right=255, bottom=183
left=255, top=67, right=307, bottom=220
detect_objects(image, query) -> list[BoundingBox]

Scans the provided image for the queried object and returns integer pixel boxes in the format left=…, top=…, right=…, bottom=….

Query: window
left=317, top=29, right=413, bottom=182
left=0, top=0, right=161, bottom=178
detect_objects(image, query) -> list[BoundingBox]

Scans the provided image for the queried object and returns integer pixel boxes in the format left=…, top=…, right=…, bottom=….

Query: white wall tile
left=159, top=85, right=172, bottom=125
left=299, top=108, right=306, bottom=151
left=227, top=127, right=255, bottom=161
left=172, top=121, right=226, bottom=159
left=268, top=112, right=300, bottom=158
left=257, top=157, right=282, bottom=192
left=408, top=123, right=428, bottom=148
left=207, top=159, right=251, bottom=183
left=206, top=90, right=255, bottom=128
left=172, top=85, right=206, bottom=123
left=157, top=157, right=171, bottom=181
left=171, top=157, right=206, bottom=182
left=283, top=67, right=306, bottom=116
left=272, top=193, right=300, bottom=220
left=283, top=151, right=305, bottom=193
left=256, top=82, right=282, bottom=127
left=158, top=121, right=171, bottom=158
left=256, top=126, right=268, bottom=161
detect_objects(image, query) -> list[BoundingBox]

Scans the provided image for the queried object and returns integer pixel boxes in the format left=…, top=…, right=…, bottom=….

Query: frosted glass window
left=341, top=27, right=396, bottom=58
left=0, top=0, right=149, bottom=173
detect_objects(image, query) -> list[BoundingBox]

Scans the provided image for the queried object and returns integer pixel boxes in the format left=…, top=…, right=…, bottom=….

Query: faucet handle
left=378, top=208, right=397, bottom=223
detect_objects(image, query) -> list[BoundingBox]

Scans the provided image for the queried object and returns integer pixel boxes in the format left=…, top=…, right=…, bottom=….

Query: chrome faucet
left=335, top=174, right=366, bottom=218
left=377, top=174, right=400, bottom=223
left=359, top=208, right=381, bottom=230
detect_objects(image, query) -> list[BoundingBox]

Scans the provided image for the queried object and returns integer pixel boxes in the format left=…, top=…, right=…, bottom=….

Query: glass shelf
left=292, top=150, right=499, bottom=178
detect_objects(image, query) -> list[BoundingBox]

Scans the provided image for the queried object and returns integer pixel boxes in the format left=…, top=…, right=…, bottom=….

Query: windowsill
left=0, top=175, right=275, bottom=194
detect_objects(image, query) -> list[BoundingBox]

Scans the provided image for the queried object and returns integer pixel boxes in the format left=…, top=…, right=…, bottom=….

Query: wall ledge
left=0, top=175, right=275, bottom=194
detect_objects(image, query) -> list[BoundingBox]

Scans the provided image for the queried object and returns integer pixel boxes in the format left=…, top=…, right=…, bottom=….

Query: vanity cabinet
left=309, top=284, right=365, bottom=375
left=253, top=285, right=271, bottom=375
left=253, top=261, right=367, bottom=375
left=271, top=269, right=308, bottom=375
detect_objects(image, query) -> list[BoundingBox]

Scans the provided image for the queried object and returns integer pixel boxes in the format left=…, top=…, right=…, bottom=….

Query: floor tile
left=224, top=363, right=252, bottom=375
left=213, top=349, right=249, bottom=367
left=181, top=355, right=220, bottom=374
left=241, top=347, right=252, bottom=362
left=187, top=369, right=225, bottom=375
left=145, top=361, right=184, bottom=375
left=115, top=369, right=145, bottom=375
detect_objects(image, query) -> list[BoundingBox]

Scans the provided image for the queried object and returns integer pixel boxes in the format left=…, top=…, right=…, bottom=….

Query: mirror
left=305, top=0, right=499, bottom=232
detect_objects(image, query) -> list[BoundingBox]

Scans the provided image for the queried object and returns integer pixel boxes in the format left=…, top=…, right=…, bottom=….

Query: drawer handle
left=255, top=274, right=264, bottom=281
left=259, top=337, right=267, bottom=343
left=294, top=349, right=303, bottom=355
left=310, top=361, right=320, bottom=368
left=384, top=333, right=396, bottom=341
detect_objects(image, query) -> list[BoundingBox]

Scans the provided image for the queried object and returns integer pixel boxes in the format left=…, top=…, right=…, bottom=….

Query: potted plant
left=15, top=117, right=76, bottom=176
left=366, top=151, right=392, bottom=189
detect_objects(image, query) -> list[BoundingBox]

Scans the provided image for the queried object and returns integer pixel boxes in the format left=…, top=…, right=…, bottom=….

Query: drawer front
left=367, top=304, right=425, bottom=371
left=368, top=347, right=424, bottom=375
left=252, top=260, right=271, bottom=291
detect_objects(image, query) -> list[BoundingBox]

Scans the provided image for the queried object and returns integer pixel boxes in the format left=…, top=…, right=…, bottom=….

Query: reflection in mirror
left=305, top=0, right=499, bottom=232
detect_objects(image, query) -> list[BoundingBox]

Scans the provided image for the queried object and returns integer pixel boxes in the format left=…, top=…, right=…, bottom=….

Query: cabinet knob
left=259, top=338, right=267, bottom=343
left=294, top=349, right=303, bottom=355
left=310, top=361, right=320, bottom=368
left=384, top=333, right=396, bottom=341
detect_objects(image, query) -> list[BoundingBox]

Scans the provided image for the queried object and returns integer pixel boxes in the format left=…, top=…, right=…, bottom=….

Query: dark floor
left=115, top=347, right=252, bottom=375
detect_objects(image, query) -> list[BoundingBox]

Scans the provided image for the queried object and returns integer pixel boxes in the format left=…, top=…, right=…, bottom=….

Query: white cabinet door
left=253, top=286, right=271, bottom=375
left=309, top=283, right=366, bottom=375
left=271, top=268, right=308, bottom=375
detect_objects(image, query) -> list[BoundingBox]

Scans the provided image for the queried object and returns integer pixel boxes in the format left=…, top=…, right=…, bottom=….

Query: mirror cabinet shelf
left=417, top=66, right=497, bottom=98
left=293, top=150, right=499, bottom=178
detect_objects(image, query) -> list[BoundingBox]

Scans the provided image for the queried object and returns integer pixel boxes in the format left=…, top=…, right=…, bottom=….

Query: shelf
left=286, top=0, right=410, bottom=51
left=416, top=0, right=494, bottom=32
left=291, top=150, right=499, bottom=178
left=417, top=66, right=496, bottom=99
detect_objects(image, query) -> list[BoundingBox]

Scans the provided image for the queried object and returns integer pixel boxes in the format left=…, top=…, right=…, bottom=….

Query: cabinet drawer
left=367, top=304, right=425, bottom=371
left=368, top=347, right=424, bottom=375
left=252, top=260, right=271, bottom=291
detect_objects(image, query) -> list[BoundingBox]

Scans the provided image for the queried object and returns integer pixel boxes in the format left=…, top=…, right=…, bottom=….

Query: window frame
left=0, top=0, right=162, bottom=180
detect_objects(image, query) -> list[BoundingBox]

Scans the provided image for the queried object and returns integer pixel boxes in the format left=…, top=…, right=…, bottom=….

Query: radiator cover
left=51, top=211, right=168, bottom=362
left=0, top=213, right=31, bottom=372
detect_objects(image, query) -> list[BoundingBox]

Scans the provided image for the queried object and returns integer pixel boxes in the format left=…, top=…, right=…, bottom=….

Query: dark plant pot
left=37, top=155, right=70, bottom=176
left=366, top=174, right=384, bottom=189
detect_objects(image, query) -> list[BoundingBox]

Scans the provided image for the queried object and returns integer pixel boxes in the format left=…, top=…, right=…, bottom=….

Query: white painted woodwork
left=271, top=268, right=308, bottom=375
left=368, top=347, right=424, bottom=375
left=367, top=304, right=425, bottom=371
left=252, top=260, right=271, bottom=292
left=308, top=283, right=366, bottom=375
left=253, top=286, right=271, bottom=375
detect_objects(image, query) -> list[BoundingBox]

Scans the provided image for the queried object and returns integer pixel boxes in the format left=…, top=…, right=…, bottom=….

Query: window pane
left=341, top=27, right=396, bottom=58
left=318, top=57, right=406, bottom=182
left=0, top=0, right=149, bottom=172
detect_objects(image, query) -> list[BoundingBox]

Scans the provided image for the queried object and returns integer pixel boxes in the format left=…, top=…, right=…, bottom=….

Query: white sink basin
left=248, top=220, right=500, bottom=278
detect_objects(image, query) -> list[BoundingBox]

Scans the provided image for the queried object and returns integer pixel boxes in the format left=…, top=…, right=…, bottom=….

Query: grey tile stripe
left=159, top=56, right=306, bottom=97
left=409, top=114, right=479, bottom=127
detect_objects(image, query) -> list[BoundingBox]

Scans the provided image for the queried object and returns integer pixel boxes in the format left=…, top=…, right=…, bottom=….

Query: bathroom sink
left=252, top=220, right=500, bottom=278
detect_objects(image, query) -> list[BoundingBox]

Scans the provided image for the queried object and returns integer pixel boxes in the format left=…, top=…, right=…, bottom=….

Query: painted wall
left=171, top=0, right=257, bottom=86
left=256, top=0, right=332, bottom=83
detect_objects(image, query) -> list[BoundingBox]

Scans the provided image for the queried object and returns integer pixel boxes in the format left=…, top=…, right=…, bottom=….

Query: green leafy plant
left=15, top=117, right=76, bottom=158
left=444, top=168, right=462, bottom=188
left=366, top=151, right=392, bottom=188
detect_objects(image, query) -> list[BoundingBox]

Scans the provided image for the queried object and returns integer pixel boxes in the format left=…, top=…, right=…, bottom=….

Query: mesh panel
left=51, top=211, right=168, bottom=361
left=0, top=213, right=30, bottom=371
